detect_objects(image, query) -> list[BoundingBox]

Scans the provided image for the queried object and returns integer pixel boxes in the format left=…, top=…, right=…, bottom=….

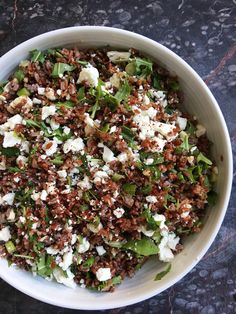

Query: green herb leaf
left=143, top=208, right=158, bottom=230
left=207, top=190, right=217, bottom=206
left=123, top=236, right=159, bottom=256
left=141, top=184, right=153, bottom=195
left=14, top=69, right=24, bottom=82
left=30, top=49, right=45, bottom=63
left=154, top=263, right=171, bottom=281
left=51, top=154, right=64, bottom=165
left=126, top=58, right=153, bottom=79
left=76, top=59, right=89, bottom=66
left=37, top=254, right=54, bottom=277
left=77, top=86, right=85, bottom=101
left=0, top=147, right=20, bottom=157
left=25, top=119, right=41, bottom=129
left=153, top=73, right=161, bottom=89
left=14, top=254, right=34, bottom=260
left=51, top=63, right=76, bottom=77
left=112, top=275, right=122, bottom=285
left=17, top=87, right=30, bottom=97
left=7, top=166, right=24, bottom=173
left=5, top=241, right=16, bottom=254
left=56, top=101, right=75, bottom=109
left=121, top=125, right=135, bottom=144
left=197, top=152, right=212, bottom=165
left=169, top=80, right=180, bottom=91
left=112, top=173, right=125, bottom=182
left=115, top=80, right=131, bottom=103
left=83, top=256, right=95, bottom=268
left=122, top=183, right=137, bottom=196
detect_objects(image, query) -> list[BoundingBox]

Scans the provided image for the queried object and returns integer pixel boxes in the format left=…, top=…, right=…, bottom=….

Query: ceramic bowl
left=0, top=26, right=232, bottom=310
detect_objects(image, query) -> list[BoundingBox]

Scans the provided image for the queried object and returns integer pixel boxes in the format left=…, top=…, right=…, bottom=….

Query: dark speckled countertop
left=0, top=1, right=236, bottom=313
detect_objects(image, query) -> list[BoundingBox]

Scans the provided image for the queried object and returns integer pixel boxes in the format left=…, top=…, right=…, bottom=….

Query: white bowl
left=0, top=26, right=232, bottom=310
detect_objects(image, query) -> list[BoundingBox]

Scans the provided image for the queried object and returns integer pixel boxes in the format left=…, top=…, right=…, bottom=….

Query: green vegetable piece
left=30, top=49, right=45, bottom=63
left=17, top=87, right=30, bottom=97
left=14, top=254, right=34, bottom=260
left=14, top=69, right=24, bottom=82
left=153, top=73, right=161, bottom=90
left=83, top=256, right=95, bottom=268
left=121, top=125, right=135, bottom=143
left=143, top=208, right=158, bottom=230
left=197, top=152, right=213, bottom=165
left=123, top=236, right=159, bottom=256
left=0, top=147, right=20, bottom=157
left=51, top=63, right=76, bottom=77
left=154, top=263, right=171, bottom=281
left=115, top=80, right=131, bottom=103
left=80, top=204, right=89, bottom=211
left=112, top=173, right=125, bottom=182
left=8, top=166, right=24, bottom=173
left=5, top=241, right=16, bottom=254
left=76, top=59, right=88, bottom=66
left=56, top=101, right=75, bottom=109
left=51, top=155, right=64, bottom=165
left=77, top=86, right=85, bottom=101
left=141, top=184, right=153, bottom=195
left=122, top=183, right=137, bottom=196
left=25, top=119, right=41, bottom=129
left=169, top=80, right=180, bottom=91
left=37, top=254, right=54, bottom=277
left=207, top=191, right=217, bottom=206
left=100, top=123, right=110, bottom=133
left=126, top=58, right=153, bottom=79
left=112, top=275, right=122, bottom=285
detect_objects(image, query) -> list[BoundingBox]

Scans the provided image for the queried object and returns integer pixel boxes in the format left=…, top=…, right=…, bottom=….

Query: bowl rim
left=0, top=25, right=233, bottom=310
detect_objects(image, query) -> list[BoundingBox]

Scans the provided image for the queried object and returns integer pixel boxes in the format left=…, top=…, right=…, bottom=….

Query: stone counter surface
left=0, top=1, right=235, bottom=313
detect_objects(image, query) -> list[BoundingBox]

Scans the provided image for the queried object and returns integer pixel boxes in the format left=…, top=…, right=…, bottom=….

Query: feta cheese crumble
left=96, top=267, right=112, bottom=281
left=0, top=226, right=11, bottom=242
left=77, top=65, right=99, bottom=87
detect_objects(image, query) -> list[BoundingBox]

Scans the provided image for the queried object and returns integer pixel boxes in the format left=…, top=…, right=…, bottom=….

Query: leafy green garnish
left=169, top=80, right=180, bottom=91
left=37, top=255, right=54, bottom=277
left=139, top=151, right=164, bottom=165
left=14, top=69, right=24, bottom=82
left=51, top=154, right=64, bottom=165
left=17, top=87, right=30, bottom=97
left=5, top=241, right=16, bottom=254
left=141, top=184, right=153, bottom=195
left=112, top=173, right=125, bottom=182
left=83, top=256, right=95, bottom=268
left=14, top=254, right=34, bottom=260
left=154, top=263, right=171, bottom=281
left=112, top=275, right=122, bottom=285
left=122, top=183, right=137, bottom=196
left=121, top=125, right=135, bottom=144
left=153, top=73, right=161, bottom=89
left=114, top=80, right=131, bottom=103
left=123, top=237, right=159, bottom=256
left=197, top=152, right=212, bottom=165
left=30, top=49, right=45, bottom=63
left=76, top=59, right=89, bottom=66
left=7, top=166, right=24, bottom=173
left=56, top=101, right=75, bottom=109
left=25, top=119, right=41, bottom=129
left=143, top=208, right=158, bottom=230
left=126, top=58, right=153, bottom=78
left=51, top=63, right=76, bottom=77
left=77, top=86, right=85, bottom=102
left=207, top=190, right=217, bottom=206
left=0, top=147, right=20, bottom=157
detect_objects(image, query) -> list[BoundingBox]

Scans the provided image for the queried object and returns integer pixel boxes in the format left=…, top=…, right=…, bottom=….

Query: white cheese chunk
left=45, top=87, right=56, bottom=101
left=96, top=267, right=112, bottom=281
left=0, top=226, right=11, bottom=242
left=41, top=105, right=56, bottom=120
left=63, top=137, right=85, bottom=154
left=113, top=207, right=125, bottom=218
left=177, top=117, right=187, bottom=130
left=0, top=114, right=23, bottom=133
left=77, top=65, right=99, bottom=87
left=158, top=232, right=180, bottom=262
left=98, top=143, right=116, bottom=163
left=77, top=175, right=92, bottom=190
left=146, top=195, right=158, bottom=203
left=46, top=246, right=59, bottom=255
left=7, top=210, right=15, bottom=221
left=42, top=139, right=58, bottom=156
left=196, top=124, right=206, bottom=137
left=53, top=268, right=76, bottom=289
left=96, top=246, right=106, bottom=256
left=57, top=170, right=67, bottom=179
left=0, top=193, right=15, bottom=205
left=77, top=238, right=90, bottom=253
left=59, top=249, right=73, bottom=271
left=3, top=131, right=22, bottom=147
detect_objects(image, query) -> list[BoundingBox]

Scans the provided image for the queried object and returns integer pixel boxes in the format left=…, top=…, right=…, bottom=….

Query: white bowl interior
left=0, top=27, right=232, bottom=310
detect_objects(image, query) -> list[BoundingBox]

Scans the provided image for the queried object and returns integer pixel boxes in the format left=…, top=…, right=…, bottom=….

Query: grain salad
left=0, top=47, right=217, bottom=291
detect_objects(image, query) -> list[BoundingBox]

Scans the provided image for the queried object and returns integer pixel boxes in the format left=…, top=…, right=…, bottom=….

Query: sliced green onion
left=5, top=241, right=16, bottom=254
